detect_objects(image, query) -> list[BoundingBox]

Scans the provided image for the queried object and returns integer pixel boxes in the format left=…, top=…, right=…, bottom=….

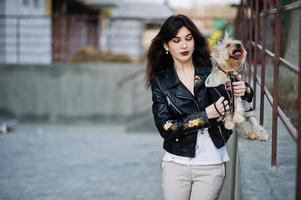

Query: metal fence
left=235, top=0, right=301, bottom=199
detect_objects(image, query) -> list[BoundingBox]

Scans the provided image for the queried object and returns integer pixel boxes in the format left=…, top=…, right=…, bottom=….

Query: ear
left=224, top=31, right=231, bottom=40
left=211, top=47, right=219, bottom=60
left=163, top=43, right=169, bottom=52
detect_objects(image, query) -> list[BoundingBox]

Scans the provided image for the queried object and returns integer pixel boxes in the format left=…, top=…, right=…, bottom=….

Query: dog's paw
left=246, top=132, right=258, bottom=140
left=251, top=123, right=269, bottom=141
left=224, top=120, right=235, bottom=130
left=256, top=127, right=269, bottom=141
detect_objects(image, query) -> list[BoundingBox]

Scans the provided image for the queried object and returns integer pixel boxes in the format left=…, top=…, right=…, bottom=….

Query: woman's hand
left=205, top=97, right=230, bottom=119
left=227, top=74, right=246, bottom=97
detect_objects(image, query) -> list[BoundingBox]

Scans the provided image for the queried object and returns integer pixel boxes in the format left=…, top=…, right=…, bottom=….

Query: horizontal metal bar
left=251, top=42, right=299, bottom=73
left=251, top=42, right=275, bottom=58
left=256, top=74, right=297, bottom=141
left=266, top=8, right=276, bottom=15
left=279, top=57, right=299, bottom=73
left=264, top=2, right=301, bottom=16
left=282, top=1, right=301, bottom=12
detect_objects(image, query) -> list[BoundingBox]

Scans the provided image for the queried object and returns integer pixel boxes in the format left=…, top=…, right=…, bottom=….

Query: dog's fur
left=205, top=33, right=268, bottom=141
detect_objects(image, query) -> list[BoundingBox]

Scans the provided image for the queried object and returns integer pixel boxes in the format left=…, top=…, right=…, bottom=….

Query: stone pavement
left=0, top=123, right=164, bottom=200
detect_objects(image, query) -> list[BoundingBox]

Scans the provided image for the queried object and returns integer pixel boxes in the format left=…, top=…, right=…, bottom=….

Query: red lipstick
left=180, top=51, right=190, bottom=56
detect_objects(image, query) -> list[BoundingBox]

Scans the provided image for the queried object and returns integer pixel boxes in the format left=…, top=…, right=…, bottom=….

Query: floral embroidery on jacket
left=163, top=120, right=178, bottom=131
left=184, top=118, right=205, bottom=128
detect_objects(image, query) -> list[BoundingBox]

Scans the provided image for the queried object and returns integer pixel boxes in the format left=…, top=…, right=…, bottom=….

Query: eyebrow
left=173, top=33, right=192, bottom=39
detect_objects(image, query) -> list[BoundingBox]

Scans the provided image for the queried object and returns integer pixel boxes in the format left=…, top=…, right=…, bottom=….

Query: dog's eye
left=226, top=44, right=231, bottom=48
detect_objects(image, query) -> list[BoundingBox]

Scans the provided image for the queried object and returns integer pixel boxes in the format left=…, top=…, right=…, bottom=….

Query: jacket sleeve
left=151, top=78, right=210, bottom=141
left=241, top=82, right=254, bottom=103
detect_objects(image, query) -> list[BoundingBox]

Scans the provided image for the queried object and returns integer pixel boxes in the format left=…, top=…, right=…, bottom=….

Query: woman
left=145, top=15, right=253, bottom=200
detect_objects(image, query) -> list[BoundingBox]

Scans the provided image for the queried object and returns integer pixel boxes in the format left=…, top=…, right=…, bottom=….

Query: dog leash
left=215, top=66, right=236, bottom=117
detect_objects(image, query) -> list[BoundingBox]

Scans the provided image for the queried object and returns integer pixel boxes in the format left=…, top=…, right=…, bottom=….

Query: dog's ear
left=224, top=31, right=230, bottom=40
left=211, top=47, right=219, bottom=60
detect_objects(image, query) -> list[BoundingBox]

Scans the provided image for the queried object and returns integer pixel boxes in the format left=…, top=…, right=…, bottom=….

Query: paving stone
left=0, top=123, right=164, bottom=200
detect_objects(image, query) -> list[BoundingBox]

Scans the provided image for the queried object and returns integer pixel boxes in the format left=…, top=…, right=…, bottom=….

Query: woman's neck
left=174, top=60, right=194, bottom=74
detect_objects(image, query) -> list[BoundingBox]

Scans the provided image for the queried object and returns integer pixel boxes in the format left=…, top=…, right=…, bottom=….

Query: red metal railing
left=236, top=0, right=301, bottom=199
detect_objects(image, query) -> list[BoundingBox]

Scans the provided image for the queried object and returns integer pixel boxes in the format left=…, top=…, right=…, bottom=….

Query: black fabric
left=150, top=65, right=253, bottom=158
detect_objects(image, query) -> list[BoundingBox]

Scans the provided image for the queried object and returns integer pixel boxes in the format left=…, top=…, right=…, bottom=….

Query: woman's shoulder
left=150, top=70, right=166, bottom=87
left=195, top=64, right=212, bottom=76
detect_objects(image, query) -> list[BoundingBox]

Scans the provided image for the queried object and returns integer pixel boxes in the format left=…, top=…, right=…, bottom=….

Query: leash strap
left=228, top=73, right=236, bottom=116
left=213, top=102, right=224, bottom=117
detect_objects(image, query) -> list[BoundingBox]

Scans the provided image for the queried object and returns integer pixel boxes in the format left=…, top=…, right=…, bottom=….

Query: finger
left=234, top=88, right=246, bottom=94
left=234, top=93, right=245, bottom=97
left=235, top=74, right=242, bottom=80
left=232, top=81, right=245, bottom=86
left=226, top=105, right=230, bottom=111
left=217, top=96, right=225, bottom=103
left=213, top=102, right=223, bottom=116
left=233, top=83, right=246, bottom=88
left=233, top=84, right=246, bottom=90
left=234, top=91, right=245, bottom=97
left=233, top=88, right=245, bottom=93
left=233, top=87, right=246, bottom=94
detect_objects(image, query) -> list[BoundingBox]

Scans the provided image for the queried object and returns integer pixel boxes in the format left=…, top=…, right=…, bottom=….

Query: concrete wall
left=2, top=0, right=51, bottom=64
left=0, top=63, right=151, bottom=122
left=234, top=84, right=296, bottom=200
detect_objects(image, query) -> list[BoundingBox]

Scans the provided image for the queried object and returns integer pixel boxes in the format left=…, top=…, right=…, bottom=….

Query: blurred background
left=0, top=0, right=242, bottom=130
left=0, top=0, right=300, bottom=200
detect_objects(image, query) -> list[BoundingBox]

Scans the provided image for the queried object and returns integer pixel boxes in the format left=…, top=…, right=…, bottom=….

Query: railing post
left=296, top=2, right=301, bottom=199
left=259, top=0, right=267, bottom=125
left=248, top=0, right=253, bottom=84
left=253, top=0, right=259, bottom=110
left=271, top=0, right=281, bottom=167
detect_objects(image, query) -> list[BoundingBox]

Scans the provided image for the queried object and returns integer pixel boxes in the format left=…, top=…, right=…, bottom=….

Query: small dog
left=205, top=33, right=268, bottom=141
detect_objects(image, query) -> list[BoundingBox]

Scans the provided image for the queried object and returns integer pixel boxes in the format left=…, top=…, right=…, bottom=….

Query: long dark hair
left=145, top=14, right=211, bottom=88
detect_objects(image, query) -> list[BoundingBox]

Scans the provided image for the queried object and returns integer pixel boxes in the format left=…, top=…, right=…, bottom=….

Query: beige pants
left=161, top=161, right=225, bottom=200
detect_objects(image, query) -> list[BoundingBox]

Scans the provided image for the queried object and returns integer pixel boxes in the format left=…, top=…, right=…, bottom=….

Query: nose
left=181, top=40, right=188, bottom=48
left=235, top=43, right=241, bottom=48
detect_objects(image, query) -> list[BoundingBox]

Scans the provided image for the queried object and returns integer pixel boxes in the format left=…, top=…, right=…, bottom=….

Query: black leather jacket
left=151, top=64, right=253, bottom=157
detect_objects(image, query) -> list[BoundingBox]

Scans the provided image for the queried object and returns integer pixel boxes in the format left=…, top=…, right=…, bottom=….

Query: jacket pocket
left=166, top=95, right=183, bottom=116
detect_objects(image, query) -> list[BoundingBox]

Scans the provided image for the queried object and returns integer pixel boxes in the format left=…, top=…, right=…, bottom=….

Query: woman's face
left=164, top=26, right=195, bottom=64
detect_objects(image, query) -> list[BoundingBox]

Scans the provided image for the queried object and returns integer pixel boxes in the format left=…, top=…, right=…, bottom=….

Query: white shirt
left=162, top=128, right=230, bottom=165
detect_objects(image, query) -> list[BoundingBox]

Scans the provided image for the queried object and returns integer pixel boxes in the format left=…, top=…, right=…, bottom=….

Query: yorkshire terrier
left=205, top=33, right=268, bottom=141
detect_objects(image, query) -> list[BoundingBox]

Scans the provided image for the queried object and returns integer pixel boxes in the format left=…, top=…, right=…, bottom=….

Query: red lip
left=180, top=51, right=190, bottom=56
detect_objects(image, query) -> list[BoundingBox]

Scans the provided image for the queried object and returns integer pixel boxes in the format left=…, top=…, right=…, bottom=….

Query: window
left=23, top=0, right=30, bottom=6
left=34, top=0, right=39, bottom=8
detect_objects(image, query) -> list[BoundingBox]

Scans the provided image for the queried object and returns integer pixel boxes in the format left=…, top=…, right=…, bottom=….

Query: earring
left=165, top=51, right=169, bottom=54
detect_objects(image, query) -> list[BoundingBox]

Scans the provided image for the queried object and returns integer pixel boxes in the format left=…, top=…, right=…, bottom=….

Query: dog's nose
left=236, top=43, right=241, bottom=48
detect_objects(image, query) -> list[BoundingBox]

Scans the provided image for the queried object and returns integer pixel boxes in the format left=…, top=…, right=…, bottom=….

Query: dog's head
left=211, top=33, right=247, bottom=72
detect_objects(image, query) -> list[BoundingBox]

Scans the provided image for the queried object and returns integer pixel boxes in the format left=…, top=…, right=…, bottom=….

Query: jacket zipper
left=217, top=125, right=226, bottom=142
left=166, top=96, right=183, bottom=115
left=176, top=95, right=200, bottom=111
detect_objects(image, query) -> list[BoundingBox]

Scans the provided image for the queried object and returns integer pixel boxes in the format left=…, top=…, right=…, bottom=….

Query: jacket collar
left=165, top=65, right=180, bottom=89
left=165, top=65, right=211, bottom=89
